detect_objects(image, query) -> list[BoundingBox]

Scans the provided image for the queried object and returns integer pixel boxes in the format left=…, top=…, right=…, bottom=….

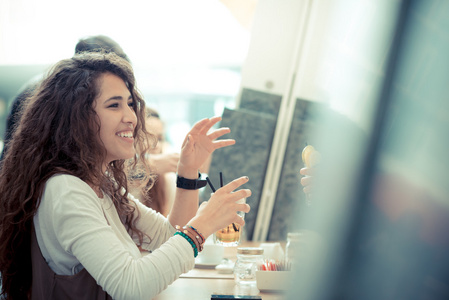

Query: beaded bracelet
left=174, top=231, right=198, bottom=257
left=175, top=224, right=206, bottom=253
left=175, top=226, right=201, bottom=254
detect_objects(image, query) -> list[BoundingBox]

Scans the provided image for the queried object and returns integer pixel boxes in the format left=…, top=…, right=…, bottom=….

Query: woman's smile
left=116, top=130, right=134, bottom=141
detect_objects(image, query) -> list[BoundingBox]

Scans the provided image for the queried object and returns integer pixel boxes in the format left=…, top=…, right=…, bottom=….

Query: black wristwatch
left=176, top=172, right=207, bottom=190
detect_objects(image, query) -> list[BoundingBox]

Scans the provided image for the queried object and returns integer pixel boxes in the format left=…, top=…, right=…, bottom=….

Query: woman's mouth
left=116, top=131, right=134, bottom=139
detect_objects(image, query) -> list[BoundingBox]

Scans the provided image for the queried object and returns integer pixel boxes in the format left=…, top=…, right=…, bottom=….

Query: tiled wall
left=205, top=88, right=324, bottom=241
left=202, top=105, right=277, bottom=241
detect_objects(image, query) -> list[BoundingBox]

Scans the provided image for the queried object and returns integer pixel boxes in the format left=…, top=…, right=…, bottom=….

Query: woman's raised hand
left=187, top=176, right=251, bottom=238
left=177, top=117, right=235, bottom=175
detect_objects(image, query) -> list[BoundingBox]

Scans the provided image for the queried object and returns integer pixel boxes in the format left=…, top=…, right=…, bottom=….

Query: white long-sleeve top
left=33, top=174, right=195, bottom=300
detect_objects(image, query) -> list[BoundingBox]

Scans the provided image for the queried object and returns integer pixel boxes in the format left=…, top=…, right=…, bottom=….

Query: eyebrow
left=104, top=95, right=133, bottom=103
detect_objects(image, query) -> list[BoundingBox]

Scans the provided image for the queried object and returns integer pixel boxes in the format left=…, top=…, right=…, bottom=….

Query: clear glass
left=285, top=232, right=301, bottom=265
left=214, top=198, right=246, bottom=247
left=234, top=248, right=264, bottom=286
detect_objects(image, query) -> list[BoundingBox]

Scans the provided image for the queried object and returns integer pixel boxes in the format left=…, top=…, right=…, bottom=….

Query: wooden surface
left=153, top=277, right=288, bottom=300
left=153, top=242, right=288, bottom=300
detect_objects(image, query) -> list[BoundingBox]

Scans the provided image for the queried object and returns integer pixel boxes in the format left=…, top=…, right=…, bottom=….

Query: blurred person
left=0, top=51, right=251, bottom=300
left=145, top=107, right=179, bottom=174
left=298, top=110, right=449, bottom=299
left=0, top=35, right=129, bottom=163
left=132, top=107, right=180, bottom=216
left=74, top=35, right=129, bottom=62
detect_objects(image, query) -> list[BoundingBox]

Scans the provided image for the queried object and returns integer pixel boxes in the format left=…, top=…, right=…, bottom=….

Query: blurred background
left=0, top=0, right=255, bottom=151
left=1, top=0, right=448, bottom=299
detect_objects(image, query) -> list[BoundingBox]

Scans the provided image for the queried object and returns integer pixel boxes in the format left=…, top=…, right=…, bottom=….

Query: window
left=0, top=0, right=253, bottom=151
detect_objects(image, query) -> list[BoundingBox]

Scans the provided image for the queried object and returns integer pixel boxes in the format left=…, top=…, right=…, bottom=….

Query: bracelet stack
left=183, top=225, right=205, bottom=252
left=174, top=225, right=206, bottom=257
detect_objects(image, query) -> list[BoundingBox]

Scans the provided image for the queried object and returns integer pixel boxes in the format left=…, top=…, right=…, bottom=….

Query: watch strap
left=176, top=173, right=207, bottom=190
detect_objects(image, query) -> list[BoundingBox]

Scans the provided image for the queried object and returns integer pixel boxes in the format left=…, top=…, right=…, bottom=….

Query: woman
left=0, top=52, right=250, bottom=300
left=0, top=34, right=130, bottom=164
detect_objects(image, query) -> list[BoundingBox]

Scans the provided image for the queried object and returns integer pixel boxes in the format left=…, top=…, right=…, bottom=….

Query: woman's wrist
left=176, top=163, right=198, bottom=179
left=187, top=217, right=213, bottom=240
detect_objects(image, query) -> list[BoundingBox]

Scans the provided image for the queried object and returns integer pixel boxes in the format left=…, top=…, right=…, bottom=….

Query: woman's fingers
left=207, top=127, right=230, bottom=140
left=199, top=176, right=251, bottom=231
left=217, top=176, right=249, bottom=194
left=183, top=131, right=234, bottom=153
left=231, top=216, right=246, bottom=227
left=228, top=189, right=251, bottom=202
left=182, top=117, right=231, bottom=150
left=200, top=116, right=222, bottom=134
left=236, top=203, right=251, bottom=214
left=191, top=116, right=221, bottom=135
left=212, top=139, right=235, bottom=150
left=188, top=118, right=211, bottom=135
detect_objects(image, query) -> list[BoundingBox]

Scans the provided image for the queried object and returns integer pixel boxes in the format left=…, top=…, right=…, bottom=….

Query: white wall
left=239, top=0, right=400, bottom=130
left=238, top=0, right=310, bottom=98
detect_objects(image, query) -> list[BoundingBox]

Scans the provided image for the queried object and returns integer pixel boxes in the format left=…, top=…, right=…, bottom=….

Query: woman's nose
left=123, top=104, right=137, bottom=126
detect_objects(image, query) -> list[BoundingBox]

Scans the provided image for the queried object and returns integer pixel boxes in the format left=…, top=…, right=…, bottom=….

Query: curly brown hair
left=0, top=51, right=155, bottom=299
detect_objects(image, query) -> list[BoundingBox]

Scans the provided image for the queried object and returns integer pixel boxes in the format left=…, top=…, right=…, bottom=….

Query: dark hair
left=75, top=35, right=130, bottom=63
left=0, top=51, right=153, bottom=299
left=0, top=35, right=129, bottom=165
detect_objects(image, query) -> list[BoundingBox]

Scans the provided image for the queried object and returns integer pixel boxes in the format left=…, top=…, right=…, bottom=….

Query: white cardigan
left=33, top=174, right=194, bottom=300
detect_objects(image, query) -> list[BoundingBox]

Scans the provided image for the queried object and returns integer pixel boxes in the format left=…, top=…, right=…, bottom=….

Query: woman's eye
left=128, top=102, right=136, bottom=110
left=108, top=103, right=119, bottom=108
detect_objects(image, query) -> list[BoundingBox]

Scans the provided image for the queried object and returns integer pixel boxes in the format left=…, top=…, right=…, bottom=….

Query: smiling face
left=93, top=72, right=137, bottom=167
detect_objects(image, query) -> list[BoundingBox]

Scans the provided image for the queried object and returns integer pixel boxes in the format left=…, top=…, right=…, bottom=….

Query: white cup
left=196, top=238, right=224, bottom=265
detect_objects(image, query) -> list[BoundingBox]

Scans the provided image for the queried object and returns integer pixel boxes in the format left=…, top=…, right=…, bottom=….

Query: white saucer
left=215, top=263, right=234, bottom=274
left=194, top=262, right=220, bottom=269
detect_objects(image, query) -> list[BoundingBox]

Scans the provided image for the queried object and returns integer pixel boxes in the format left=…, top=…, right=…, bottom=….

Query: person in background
left=0, top=35, right=129, bottom=163
left=297, top=112, right=449, bottom=299
left=132, top=107, right=180, bottom=216
left=0, top=51, right=250, bottom=300
left=299, top=167, right=314, bottom=194
left=74, top=35, right=129, bottom=62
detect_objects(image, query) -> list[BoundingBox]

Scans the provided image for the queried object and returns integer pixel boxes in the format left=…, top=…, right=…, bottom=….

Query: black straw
left=219, top=172, right=224, bottom=188
left=206, top=177, right=216, bottom=192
